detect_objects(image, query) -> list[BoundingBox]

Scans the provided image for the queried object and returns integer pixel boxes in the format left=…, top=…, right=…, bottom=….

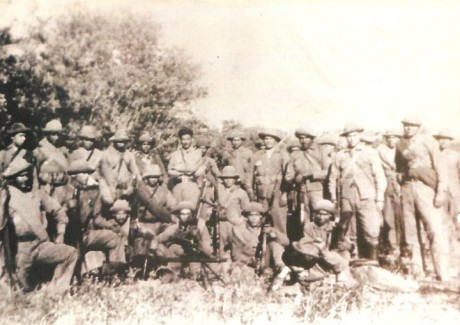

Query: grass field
left=1, top=264, right=459, bottom=325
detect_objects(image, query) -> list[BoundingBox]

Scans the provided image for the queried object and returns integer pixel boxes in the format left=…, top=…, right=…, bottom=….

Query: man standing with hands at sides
left=222, top=130, right=255, bottom=200
left=250, top=129, right=294, bottom=237
left=395, top=116, right=451, bottom=281
left=167, top=127, right=202, bottom=205
left=329, top=123, right=386, bottom=263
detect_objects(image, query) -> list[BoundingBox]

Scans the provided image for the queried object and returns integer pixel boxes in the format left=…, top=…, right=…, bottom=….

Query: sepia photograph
left=0, top=0, right=459, bottom=324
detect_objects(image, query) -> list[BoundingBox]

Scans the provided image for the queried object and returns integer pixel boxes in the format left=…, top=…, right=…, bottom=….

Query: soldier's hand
left=54, top=233, right=64, bottom=244
left=376, top=200, right=384, bottom=211
left=263, top=226, right=277, bottom=239
left=434, top=192, right=446, bottom=208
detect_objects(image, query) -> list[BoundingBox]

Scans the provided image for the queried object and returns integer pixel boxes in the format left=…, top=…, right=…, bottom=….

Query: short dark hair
left=178, top=127, right=193, bottom=138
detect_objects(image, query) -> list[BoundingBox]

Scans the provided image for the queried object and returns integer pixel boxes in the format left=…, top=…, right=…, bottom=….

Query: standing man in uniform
left=377, top=129, right=402, bottom=256
left=167, top=127, right=202, bottom=205
left=395, top=116, right=451, bottom=280
left=250, top=129, right=294, bottom=236
left=292, top=127, right=329, bottom=225
left=34, top=119, right=68, bottom=172
left=222, top=130, right=254, bottom=199
left=101, top=129, right=140, bottom=200
left=329, top=123, right=386, bottom=262
left=0, top=123, right=34, bottom=174
left=134, top=131, right=167, bottom=180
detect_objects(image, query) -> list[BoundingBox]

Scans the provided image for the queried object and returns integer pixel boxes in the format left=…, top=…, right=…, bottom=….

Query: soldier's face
left=231, top=138, right=243, bottom=149
left=114, top=211, right=129, bottom=225
left=180, top=135, right=192, bottom=150
left=82, top=139, right=95, bottom=150
left=403, top=124, right=419, bottom=138
left=298, top=135, right=313, bottom=149
left=438, top=138, right=452, bottom=150
left=346, top=132, right=361, bottom=148
left=15, top=171, right=32, bottom=191
left=145, top=177, right=159, bottom=187
left=46, top=133, right=60, bottom=145
left=141, top=142, right=151, bottom=153
left=247, top=212, right=263, bottom=227
left=223, top=178, right=236, bottom=188
left=75, top=173, right=90, bottom=185
left=313, top=210, right=332, bottom=226
left=199, top=146, right=208, bottom=156
left=179, top=209, right=193, bottom=224
left=114, top=141, right=127, bottom=151
left=263, top=136, right=277, bottom=150
left=385, top=136, right=399, bottom=148
left=12, top=133, right=26, bottom=147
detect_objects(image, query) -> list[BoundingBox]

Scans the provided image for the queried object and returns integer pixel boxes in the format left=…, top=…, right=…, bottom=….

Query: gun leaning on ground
left=254, top=176, right=281, bottom=276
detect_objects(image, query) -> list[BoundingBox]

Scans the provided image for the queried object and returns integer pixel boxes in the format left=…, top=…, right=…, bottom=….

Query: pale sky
left=2, top=0, right=460, bottom=135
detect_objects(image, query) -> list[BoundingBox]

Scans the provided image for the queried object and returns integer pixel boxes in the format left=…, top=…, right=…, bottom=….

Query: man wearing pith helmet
left=377, top=129, right=402, bottom=256
left=250, top=128, right=294, bottom=237
left=222, top=130, right=254, bottom=196
left=395, top=116, right=451, bottom=280
left=328, top=122, right=386, bottom=262
left=101, top=129, right=140, bottom=200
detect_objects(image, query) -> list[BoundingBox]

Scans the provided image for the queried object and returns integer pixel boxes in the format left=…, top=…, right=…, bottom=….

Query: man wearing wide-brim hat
left=134, top=131, right=168, bottom=183
left=194, top=135, right=220, bottom=189
left=395, top=116, right=452, bottom=281
left=0, top=123, right=33, bottom=174
left=282, top=199, right=351, bottom=285
left=150, top=201, right=214, bottom=268
left=2, top=157, right=78, bottom=293
left=231, top=202, right=289, bottom=277
left=376, top=128, right=402, bottom=256
left=251, top=128, right=294, bottom=238
left=67, top=158, right=126, bottom=273
left=101, top=129, right=141, bottom=200
left=132, top=163, right=176, bottom=252
left=292, top=125, right=331, bottom=228
left=222, top=130, right=255, bottom=196
left=433, top=129, right=460, bottom=244
left=68, top=125, right=107, bottom=181
left=34, top=119, right=68, bottom=180
left=328, top=122, right=386, bottom=262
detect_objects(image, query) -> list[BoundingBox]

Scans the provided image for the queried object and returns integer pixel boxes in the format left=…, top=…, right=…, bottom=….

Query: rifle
left=0, top=186, right=22, bottom=290
left=210, top=184, right=221, bottom=258
left=254, top=176, right=281, bottom=276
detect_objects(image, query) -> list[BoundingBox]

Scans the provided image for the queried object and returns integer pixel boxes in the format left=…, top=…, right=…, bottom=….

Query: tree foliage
left=0, top=11, right=207, bottom=144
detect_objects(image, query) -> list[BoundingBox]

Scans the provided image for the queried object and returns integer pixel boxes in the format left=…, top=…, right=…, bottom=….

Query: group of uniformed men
left=0, top=115, right=458, bottom=293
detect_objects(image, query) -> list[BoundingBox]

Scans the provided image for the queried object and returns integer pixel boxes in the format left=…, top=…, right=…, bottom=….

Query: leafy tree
left=0, top=11, right=207, bottom=147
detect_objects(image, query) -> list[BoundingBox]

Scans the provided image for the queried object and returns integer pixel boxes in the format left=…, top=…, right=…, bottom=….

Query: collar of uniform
left=181, top=147, right=195, bottom=154
left=346, top=142, right=365, bottom=153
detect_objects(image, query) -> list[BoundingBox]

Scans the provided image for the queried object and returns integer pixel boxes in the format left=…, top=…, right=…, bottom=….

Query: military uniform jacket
left=155, top=219, right=213, bottom=257
left=231, top=223, right=289, bottom=263
left=294, top=221, right=335, bottom=257
left=440, top=148, right=460, bottom=198
left=134, top=150, right=167, bottom=179
left=7, top=186, right=68, bottom=241
left=136, top=183, right=176, bottom=223
left=34, top=138, right=68, bottom=170
left=0, top=144, right=32, bottom=173
left=213, top=183, right=250, bottom=224
left=329, top=143, right=386, bottom=202
left=377, top=144, right=399, bottom=196
left=167, top=147, right=202, bottom=177
left=292, top=142, right=329, bottom=192
left=395, top=133, right=446, bottom=192
left=101, top=146, right=141, bottom=189
left=222, top=147, right=254, bottom=186
left=69, top=147, right=108, bottom=179
left=251, top=148, right=294, bottom=199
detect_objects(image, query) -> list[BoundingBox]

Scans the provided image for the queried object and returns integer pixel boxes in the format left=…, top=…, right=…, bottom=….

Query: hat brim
left=433, top=135, right=453, bottom=140
left=401, top=122, right=421, bottom=126
left=67, top=168, right=97, bottom=176
left=110, top=138, right=130, bottom=142
left=218, top=174, right=240, bottom=179
left=142, top=174, right=162, bottom=178
left=294, top=132, right=315, bottom=139
left=6, top=128, right=32, bottom=137
left=340, top=128, right=364, bottom=137
left=258, top=133, right=281, bottom=142
left=226, top=136, right=247, bottom=141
